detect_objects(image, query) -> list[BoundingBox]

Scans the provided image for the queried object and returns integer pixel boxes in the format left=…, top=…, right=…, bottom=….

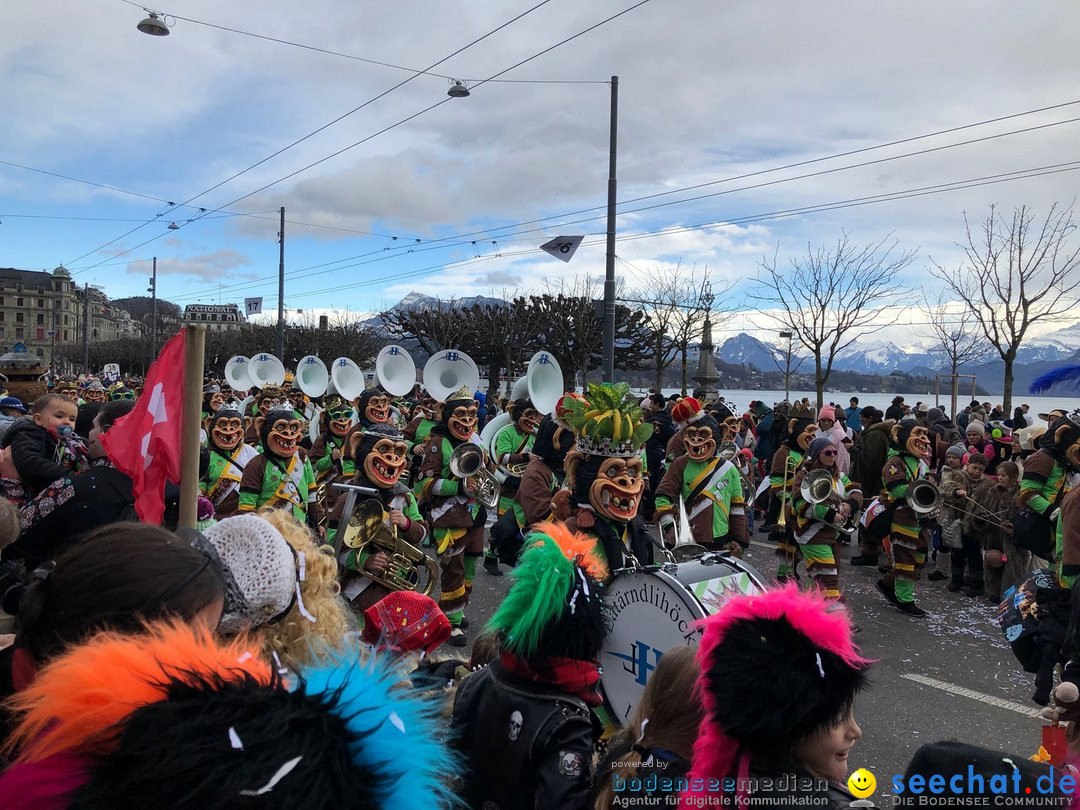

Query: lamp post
left=149, top=256, right=158, bottom=360
left=779, top=330, right=793, bottom=403
left=277, top=207, right=285, bottom=360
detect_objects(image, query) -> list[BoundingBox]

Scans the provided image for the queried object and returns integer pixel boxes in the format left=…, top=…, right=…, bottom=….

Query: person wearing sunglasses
left=788, top=437, right=863, bottom=601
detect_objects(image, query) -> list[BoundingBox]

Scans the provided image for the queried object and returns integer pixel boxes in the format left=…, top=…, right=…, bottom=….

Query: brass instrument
left=800, top=469, right=858, bottom=534
left=340, top=498, right=438, bottom=595
left=449, top=443, right=501, bottom=509
left=905, top=479, right=941, bottom=518
left=777, top=454, right=797, bottom=528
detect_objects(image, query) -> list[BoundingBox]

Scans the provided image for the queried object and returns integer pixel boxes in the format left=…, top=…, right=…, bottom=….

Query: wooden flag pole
left=179, top=325, right=207, bottom=529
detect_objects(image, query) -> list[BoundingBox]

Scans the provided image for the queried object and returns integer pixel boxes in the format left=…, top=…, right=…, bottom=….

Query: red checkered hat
left=361, top=591, right=451, bottom=654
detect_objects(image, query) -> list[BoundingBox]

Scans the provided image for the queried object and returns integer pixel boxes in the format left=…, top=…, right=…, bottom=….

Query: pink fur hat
left=682, top=586, right=871, bottom=802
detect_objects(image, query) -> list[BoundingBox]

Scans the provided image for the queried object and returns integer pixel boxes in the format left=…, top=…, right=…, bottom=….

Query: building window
left=62, top=316, right=69, bottom=326
left=0, top=327, right=4, bottom=338
left=36, top=314, right=44, bottom=326
left=92, top=329, right=99, bottom=338
left=15, top=313, right=23, bottom=323
left=15, top=328, right=23, bottom=340
left=36, top=348, right=44, bottom=358
left=35, top=328, right=44, bottom=341
left=63, top=330, right=69, bottom=342
left=37, top=299, right=44, bottom=308
left=16, top=298, right=23, bottom=307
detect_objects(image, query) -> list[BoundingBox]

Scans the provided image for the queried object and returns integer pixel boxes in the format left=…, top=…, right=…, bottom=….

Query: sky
left=4, top=0, right=1080, bottom=347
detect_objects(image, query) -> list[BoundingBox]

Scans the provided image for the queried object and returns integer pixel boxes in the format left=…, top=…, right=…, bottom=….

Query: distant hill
left=112, top=296, right=181, bottom=321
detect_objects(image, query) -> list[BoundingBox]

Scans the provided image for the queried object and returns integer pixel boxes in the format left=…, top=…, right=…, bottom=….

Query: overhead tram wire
left=67, top=0, right=559, bottom=270
left=118, top=0, right=607, bottom=86
left=174, top=158, right=1080, bottom=306
left=167, top=143, right=1080, bottom=304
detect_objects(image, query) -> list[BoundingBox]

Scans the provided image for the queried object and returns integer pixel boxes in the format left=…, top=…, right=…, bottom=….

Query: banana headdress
left=559, top=382, right=653, bottom=458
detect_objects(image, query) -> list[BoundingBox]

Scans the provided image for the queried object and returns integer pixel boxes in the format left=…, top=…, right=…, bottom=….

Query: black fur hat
left=531, top=415, right=574, bottom=471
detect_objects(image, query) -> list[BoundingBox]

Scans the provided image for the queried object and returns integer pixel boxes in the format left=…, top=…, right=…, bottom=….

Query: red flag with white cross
left=100, top=329, right=187, bottom=523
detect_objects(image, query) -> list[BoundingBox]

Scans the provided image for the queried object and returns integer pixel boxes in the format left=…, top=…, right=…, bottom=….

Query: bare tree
left=768, top=335, right=805, bottom=402
left=753, top=232, right=915, bottom=409
left=920, top=289, right=992, bottom=417
left=931, top=203, right=1080, bottom=414
left=670, top=273, right=720, bottom=396
left=629, top=261, right=701, bottom=391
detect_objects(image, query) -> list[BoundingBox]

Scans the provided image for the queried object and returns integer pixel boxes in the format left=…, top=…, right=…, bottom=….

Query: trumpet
left=449, top=443, right=501, bottom=510
left=777, top=454, right=798, bottom=528
left=340, top=499, right=438, bottom=595
left=800, top=469, right=858, bottom=534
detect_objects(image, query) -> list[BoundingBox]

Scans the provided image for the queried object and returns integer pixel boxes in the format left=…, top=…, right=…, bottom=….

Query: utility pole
left=277, top=206, right=285, bottom=360
left=82, top=282, right=90, bottom=374
left=150, top=256, right=158, bottom=359
left=601, top=75, right=619, bottom=383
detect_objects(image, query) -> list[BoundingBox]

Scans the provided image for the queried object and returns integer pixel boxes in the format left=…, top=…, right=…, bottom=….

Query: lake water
left=648, top=388, right=1080, bottom=418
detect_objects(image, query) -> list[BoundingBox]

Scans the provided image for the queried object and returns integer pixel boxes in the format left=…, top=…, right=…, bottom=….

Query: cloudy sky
left=4, top=0, right=1080, bottom=343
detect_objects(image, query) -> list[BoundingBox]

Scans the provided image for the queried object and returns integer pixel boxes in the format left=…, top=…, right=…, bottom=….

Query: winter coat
left=849, top=421, right=892, bottom=498
left=885, top=403, right=905, bottom=421
left=517, top=457, right=560, bottom=528
left=962, top=477, right=1018, bottom=550
left=451, top=658, right=597, bottom=810
left=0, top=420, right=66, bottom=492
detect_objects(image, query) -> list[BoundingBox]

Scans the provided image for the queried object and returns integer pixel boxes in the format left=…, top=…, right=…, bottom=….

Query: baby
left=0, top=394, right=79, bottom=494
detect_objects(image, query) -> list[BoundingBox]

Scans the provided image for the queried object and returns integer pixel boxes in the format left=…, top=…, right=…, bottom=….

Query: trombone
left=777, top=454, right=798, bottom=528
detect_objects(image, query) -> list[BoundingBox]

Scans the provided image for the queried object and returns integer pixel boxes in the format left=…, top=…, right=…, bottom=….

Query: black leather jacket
left=450, top=658, right=598, bottom=810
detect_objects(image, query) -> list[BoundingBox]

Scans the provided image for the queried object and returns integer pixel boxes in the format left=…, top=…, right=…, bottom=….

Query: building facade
left=182, top=303, right=245, bottom=331
left=0, top=266, right=80, bottom=360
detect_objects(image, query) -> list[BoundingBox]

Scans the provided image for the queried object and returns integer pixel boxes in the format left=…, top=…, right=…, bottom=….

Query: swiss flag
left=100, top=329, right=187, bottom=523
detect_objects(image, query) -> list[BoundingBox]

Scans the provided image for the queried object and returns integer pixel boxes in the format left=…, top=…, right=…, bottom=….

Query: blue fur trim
left=1029, top=365, right=1080, bottom=393
left=300, top=652, right=460, bottom=809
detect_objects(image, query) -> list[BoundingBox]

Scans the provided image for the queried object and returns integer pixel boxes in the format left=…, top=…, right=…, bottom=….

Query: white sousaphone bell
left=247, top=352, right=287, bottom=389
left=224, top=355, right=254, bottom=392
left=422, top=348, right=480, bottom=404
left=296, top=355, right=329, bottom=398
left=330, top=357, right=366, bottom=402
left=526, top=350, right=563, bottom=416
left=375, top=344, right=417, bottom=398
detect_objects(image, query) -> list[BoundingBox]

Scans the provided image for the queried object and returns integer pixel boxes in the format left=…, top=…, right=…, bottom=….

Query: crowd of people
left=0, top=367, right=1076, bottom=808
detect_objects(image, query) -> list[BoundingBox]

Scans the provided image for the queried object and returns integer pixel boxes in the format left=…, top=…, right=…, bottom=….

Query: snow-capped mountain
left=832, top=340, right=923, bottom=374
left=717, top=333, right=788, bottom=370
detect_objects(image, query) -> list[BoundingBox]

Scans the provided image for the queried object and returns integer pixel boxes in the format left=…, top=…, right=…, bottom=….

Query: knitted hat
left=945, top=443, right=966, bottom=459
left=807, top=436, right=835, bottom=460
left=966, top=420, right=986, bottom=436
left=671, top=397, right=705, bottom=426
left=927, top=407, right=944, bottom=423
left=817, top=405, right=836, bottom=422
left=361, top=591, right=451, bottom=655
left=204, top=515, right=297, bottom=634
left=684, top=587, right=871, bottom=799
left=916, top=402, right=930, bottom=413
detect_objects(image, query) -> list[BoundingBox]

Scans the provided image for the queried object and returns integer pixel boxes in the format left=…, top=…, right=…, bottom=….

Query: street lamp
left=779, top=330, right=793, bottom=403
left=136, top=10, right=171, bottom=36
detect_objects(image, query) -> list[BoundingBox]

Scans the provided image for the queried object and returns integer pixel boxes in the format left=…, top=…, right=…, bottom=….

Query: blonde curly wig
left=255, top=508, right=356, bottom=672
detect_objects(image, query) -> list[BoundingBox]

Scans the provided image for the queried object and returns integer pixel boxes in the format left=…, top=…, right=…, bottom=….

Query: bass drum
left=600, top=555, right=767, bottom=725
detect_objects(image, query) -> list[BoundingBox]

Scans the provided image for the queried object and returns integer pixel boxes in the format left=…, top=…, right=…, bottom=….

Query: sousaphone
left=526, top=350, right=563, bottom=415
left=422, top=348, right=479, bottom=404
left=330, top=357, right=365, bottom=401
left=224, top=355, right=253, bottom=392
left=296, top=355, right=329, bottom=398
left=247, top=353, right=286, bottom=389
left=376, top=345, right=416, bottom=398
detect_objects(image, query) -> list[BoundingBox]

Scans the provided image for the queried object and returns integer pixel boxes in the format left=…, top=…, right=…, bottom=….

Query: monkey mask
left=684, top=414, right=723, bottom=462
left=441, top=392, right=478, bottom=443
left=207, top=405, right=245, bottom=454
left=258, top=408, right=303, bottom=460
left=1038, top=411, right=1080, bottom=471
left=320, top=395, right=355, bottom=439
left=509, top=398, right=541, bottom=435
left=350, top=423, right=410, bottom=489
left=357, top=388, right=392, bottom=428
left=892, top=420, right=932, bottom=459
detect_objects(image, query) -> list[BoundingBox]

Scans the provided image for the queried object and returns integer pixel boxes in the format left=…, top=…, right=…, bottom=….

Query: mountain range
left=718, top=324, right=1080, bottom=395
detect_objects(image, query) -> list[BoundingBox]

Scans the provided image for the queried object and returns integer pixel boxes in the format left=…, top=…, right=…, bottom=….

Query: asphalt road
left=432, top=528, right=1046, bottom=798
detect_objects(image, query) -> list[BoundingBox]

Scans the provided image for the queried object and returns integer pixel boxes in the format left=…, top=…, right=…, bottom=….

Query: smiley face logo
left=847, top=768, right=876, bottom=798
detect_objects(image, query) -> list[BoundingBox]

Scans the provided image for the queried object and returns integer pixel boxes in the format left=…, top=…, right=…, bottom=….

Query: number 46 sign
left=540, top=235, right=583, bottom=263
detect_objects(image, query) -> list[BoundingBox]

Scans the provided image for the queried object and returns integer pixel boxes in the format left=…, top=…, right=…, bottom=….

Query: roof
left=0, top=268, right=61, bottom=291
